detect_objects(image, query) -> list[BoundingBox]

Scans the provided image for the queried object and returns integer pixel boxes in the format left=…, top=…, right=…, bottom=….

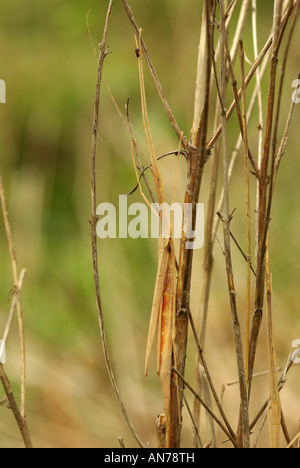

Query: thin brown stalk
left=239, top=41, right=252, bottom=382
left=166, top=1, right=213, bottom=448
left=192, top=0, right=220, bottom=448
left=252, top=0, right=264, bottom=275
left=192, top=157, right=219, bottom=445
left=0, top=174, right=26, bottom=421
left=0, top=364, right=32, bottom=448
left=90, top=0, right=145, bottom=448
left=219, top=0, right=249, bottom=448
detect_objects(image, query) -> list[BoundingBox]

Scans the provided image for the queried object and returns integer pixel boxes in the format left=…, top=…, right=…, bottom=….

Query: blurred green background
left=0, top=0, right=299, bottom=448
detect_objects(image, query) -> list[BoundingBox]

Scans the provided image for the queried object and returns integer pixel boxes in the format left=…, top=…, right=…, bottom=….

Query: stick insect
left=132, top=29, right=182, bottom=420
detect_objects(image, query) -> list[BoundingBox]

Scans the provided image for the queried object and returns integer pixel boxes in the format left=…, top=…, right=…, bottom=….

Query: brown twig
left=165, top=1, right=213, bottom=448
left=0, top=173, right=28, bottom=437
left=0, top=364, right=32, bottom=448
left=239, top=40, right=252, bottom=382
left=218, top=0, right=250, bottom=448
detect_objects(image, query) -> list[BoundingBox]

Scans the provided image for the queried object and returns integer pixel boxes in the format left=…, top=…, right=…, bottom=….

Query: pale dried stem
left=219, top=0, right=249, bottom=447
left=239, top=41, right=252, bottom=382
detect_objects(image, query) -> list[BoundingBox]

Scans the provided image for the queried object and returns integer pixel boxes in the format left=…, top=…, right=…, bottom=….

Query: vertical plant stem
left=252, top=0, right=264, bottom=275
left=0, top=364, right=32, bottom=448
left=239, top=41, right=252, bottom=381
left=166, top=0, right=213, bottom=448
left=219, top=0, right=249, bottom=448
left=248, top=0, right=283, bottom=394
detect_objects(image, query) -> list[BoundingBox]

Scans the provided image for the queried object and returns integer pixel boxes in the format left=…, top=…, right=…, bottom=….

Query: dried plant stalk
left=218, top=0, right=249, bottom=447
